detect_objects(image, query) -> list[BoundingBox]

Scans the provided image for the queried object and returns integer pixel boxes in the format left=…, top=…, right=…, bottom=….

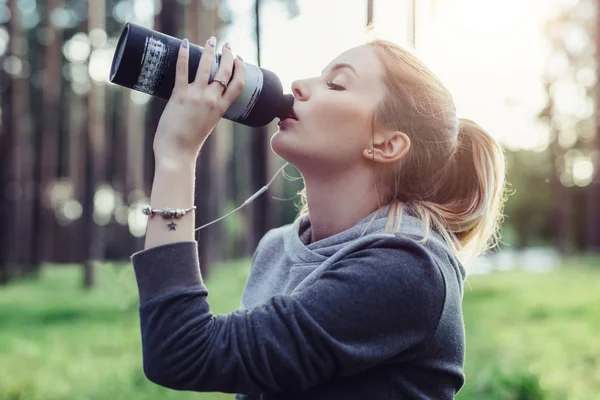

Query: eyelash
left=326, top=80, right=345, bottom=91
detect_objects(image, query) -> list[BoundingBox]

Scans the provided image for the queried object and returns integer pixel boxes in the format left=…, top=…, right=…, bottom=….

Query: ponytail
left=424, top=118, right=506, bottom=261
left=381, top=119, right=505, bottom=265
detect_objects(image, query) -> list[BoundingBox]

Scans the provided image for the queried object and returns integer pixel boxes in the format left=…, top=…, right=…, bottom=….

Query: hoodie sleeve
left=131, top=236, right=445, bottom=394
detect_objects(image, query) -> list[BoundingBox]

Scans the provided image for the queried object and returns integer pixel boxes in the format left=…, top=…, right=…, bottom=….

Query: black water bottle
left=109, top=23, right=294, bottom=127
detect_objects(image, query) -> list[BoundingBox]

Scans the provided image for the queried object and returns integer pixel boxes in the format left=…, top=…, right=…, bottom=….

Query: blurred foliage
left=502, top=150, right=554, bottom=249
left=484, top=0, right=600, bottom=254
left=1, top=260, right=599, bottom=399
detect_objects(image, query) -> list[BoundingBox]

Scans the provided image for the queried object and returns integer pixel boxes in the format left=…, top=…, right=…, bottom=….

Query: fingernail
left=224, top=42, right=231, bottom=50
left=237, top=55, right=244, bottom=62
left=208, top=36, right=216, bottom=47
left=182, top=38, right=188, bottom=48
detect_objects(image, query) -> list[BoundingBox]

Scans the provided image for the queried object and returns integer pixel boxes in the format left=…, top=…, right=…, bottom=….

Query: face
left=270, top=45, right=387, bottom=176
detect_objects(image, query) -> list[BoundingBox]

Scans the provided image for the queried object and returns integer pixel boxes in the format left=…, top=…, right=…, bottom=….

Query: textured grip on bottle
left=133, top=37, right=168, bottom=95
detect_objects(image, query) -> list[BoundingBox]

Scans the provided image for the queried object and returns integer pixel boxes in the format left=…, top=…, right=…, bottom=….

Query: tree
left=589, top=0, right=600, bottom=251
left=367, top=0, right=374, bottom=25
left=83, top=0, right=107, bottom=288
left=503, top=150, right=554, bottom=248
left=540, top=0, right=596, bottom=253
left=248, top=0, right=271, bottom=251
left=0, top=0, right=33, bottom=282
left=188, top=1, right=227, bottom=276
left=34, top=0, right=65, bottom=271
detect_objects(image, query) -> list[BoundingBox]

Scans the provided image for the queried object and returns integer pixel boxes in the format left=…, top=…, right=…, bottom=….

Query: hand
left=153, top=37, right=246, bottom=163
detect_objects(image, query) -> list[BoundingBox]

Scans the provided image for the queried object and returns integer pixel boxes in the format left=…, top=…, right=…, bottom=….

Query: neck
left=303, top=167, right=381, bottom=244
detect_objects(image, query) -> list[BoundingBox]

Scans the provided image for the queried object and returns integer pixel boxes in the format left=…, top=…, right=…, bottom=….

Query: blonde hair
left=297, top=40, right=506, bottom=264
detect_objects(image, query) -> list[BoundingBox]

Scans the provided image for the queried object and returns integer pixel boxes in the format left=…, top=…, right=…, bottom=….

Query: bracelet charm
left=141, top=205, right=196, bottom=230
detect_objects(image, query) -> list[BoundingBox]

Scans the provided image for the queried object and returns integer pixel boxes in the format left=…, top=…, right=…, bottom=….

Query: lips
left=278, top=107, right=298, bottom=126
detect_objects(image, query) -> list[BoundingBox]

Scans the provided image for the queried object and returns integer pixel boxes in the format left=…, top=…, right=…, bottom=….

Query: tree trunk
left=33, top=0, right=64, bottom=270
left=68, top=85, right=87, bottom=264
left=249, top=0, right=273, bottom=250
left=549, top=132, right=569, bottom=254
left=0, top=0, right=33, bottom=281
left=189, top=2, right=225, bottom=276
left=13, top=5, right=34, bottom=276
left=83, top=0, right=107, bottom=288
left=0, top=4, right=15, bottom=283
left=232, top=123, right=253, bottom=258
left=587, top=0, right=600, bottom=252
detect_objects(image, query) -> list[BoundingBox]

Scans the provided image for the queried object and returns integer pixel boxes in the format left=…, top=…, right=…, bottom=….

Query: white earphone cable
left=194, top=162, right=290, bottom=232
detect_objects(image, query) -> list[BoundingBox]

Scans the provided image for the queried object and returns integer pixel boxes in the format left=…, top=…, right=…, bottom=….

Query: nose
left=291, top=79, right=309, bottom=101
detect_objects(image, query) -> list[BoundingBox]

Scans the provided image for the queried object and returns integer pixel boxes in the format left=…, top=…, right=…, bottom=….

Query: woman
left=132, top=34, right=505, bottom=400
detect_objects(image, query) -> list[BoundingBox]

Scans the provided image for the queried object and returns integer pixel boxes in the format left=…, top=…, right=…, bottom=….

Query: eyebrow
left=322, top=63, right=360, bottom=78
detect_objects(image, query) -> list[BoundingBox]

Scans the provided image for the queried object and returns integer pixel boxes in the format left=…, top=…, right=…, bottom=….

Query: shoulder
left=330, top=233, right=446, bottom=297
left=296, top=234, right=448, bottom=350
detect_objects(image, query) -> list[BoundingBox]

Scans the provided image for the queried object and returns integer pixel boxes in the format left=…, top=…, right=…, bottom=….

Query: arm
left=144, top=36, right=245, bottom=250
left=132, top=237, right=445, bottom=394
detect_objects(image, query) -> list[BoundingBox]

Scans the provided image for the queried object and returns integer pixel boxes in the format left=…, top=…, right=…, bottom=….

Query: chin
left=270, top=131, right=310, bottom=171
left=270, top=131, right=295, bottom=161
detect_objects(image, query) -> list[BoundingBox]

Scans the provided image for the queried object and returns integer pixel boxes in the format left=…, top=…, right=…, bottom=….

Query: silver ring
left=214, top=79, right=228, bottom=89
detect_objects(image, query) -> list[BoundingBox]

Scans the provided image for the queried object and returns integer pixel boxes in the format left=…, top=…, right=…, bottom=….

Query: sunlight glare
left=419, top=0, right=555, bottom=150
left=223, top=0, right=558, bottom=150
left=573, top=157, right=593, bottom=187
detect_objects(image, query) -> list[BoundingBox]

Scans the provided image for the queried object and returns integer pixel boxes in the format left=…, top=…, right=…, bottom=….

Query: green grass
left=458, top=262, right=600, bottom=400
left=0, top=261, right=250, bottom=400
left=0, top=258, right=599, bottom=400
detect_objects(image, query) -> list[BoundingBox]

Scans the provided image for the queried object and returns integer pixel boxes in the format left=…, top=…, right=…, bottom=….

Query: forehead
left=325, top=45, right=384, bottom=81
left=325, top=46, right=385, bottom=100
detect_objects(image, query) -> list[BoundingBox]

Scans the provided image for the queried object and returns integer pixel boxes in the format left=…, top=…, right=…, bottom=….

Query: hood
left=282, top=205, right=466, bottom=282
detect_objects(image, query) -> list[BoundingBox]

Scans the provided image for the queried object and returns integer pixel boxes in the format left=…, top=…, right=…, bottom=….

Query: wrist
left=149, top=157, right=196, bottom=211
left=154, top=152, right=197, bottom=171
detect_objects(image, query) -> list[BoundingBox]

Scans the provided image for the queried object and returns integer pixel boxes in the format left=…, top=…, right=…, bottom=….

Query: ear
left=362, top=130, right=411, bottom=163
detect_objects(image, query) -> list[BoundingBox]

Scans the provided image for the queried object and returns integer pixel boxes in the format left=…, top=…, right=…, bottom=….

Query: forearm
left=144, top=156, right=197, bottom=250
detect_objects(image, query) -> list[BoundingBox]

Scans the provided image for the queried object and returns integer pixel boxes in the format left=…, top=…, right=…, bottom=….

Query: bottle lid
left=279, top=94, right=295, bottom=120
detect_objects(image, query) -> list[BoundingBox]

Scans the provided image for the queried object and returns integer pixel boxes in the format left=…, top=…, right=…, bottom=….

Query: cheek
left=305, top=95, right=369, bottom=142
left=271, top=92, right=373, bottom=169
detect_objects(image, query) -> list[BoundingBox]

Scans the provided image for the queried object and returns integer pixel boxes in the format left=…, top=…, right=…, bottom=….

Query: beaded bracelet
left=141, top=206, right=196, bottom=231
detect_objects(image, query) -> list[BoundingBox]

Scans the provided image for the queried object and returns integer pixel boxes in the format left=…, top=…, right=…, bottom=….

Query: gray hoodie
left=131, top=207, right=467, bottom=400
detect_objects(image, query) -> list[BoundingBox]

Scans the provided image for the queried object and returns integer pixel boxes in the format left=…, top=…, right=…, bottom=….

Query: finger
left=174, top=38, right=190, bottom=93
left=221, top=56, right=246, bottom=106
left=195, top=36, right=217, bottom=89
left=208, top=42, right=234, bottom=95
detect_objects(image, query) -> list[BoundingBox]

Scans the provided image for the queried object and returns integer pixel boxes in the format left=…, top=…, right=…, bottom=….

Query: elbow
left=141, top=336, right=217, bottom=392
left=143, top=357, right=184, bottom=390
left=138, top=298, right=215, bottom=390
left=142, top=350, right=198, bottom=391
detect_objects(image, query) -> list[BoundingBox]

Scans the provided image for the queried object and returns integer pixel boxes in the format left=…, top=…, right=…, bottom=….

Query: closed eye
left=326, top=80, right=345, bottom=91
